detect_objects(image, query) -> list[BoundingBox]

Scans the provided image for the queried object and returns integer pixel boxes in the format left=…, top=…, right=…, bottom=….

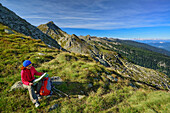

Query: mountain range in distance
left=134, top=39, right=170, bottom=52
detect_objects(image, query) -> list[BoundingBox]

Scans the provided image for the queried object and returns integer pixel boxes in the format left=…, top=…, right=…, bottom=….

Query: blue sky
left=1, top=0, right=170, bottom=39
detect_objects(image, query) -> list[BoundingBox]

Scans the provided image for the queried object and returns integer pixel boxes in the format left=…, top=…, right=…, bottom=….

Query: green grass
left=0, top=23, right=170, bottom=113
left=106, top=90, right=170, bottom=113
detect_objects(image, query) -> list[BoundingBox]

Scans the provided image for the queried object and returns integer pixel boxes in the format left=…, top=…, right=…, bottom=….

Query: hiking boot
left=37, top=94, right=42, bottom=100
left=34, top=102, right=40, bottom=108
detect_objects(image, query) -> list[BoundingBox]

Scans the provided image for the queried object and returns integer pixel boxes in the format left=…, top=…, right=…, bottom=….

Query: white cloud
left=1, top=0, right=170, bottom=29
left=22, top=16, right=52, bottom=19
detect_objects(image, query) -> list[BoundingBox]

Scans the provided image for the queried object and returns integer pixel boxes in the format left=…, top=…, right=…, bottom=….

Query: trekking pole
left=53, top=86, right=70, bottom=99
left=52, top=86, right=72, bottom=104
left=52, top=89, right=62, bottom=97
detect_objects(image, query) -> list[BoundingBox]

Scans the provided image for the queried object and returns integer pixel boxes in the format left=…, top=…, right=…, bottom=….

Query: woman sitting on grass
left=21, top=60, right=44, bottom=108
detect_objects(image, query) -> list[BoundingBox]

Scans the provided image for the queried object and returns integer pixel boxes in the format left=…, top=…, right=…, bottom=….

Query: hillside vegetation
left=113, top=39, right=170, bottom=77
left=38, top=21, right=170, bottom=78
left=83, top=37, right=170, bottom=77
left=0, top=24, right=170, bottom=113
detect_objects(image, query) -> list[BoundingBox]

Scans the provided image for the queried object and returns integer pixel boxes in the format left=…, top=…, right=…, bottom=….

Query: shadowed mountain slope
left=0, top=3, right=61, bottom=49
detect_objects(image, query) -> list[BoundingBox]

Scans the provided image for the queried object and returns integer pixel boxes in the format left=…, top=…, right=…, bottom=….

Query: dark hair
left=21, top=66, right=27, bottom=70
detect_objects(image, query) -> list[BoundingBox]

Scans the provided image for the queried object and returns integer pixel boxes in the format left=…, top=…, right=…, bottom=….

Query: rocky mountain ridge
left=79, top=35, right=170, bottom=77
left=38, top=21, right=92, bottom=54
left=38, top=22, right=169, bottom=90
left=0, top=3, right=61, bottom=49
left=38, top=22, right=114, bottom=67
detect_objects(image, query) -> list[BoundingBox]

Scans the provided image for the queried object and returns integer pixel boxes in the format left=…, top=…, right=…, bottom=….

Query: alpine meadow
left=0, top=3, right=170, bottom=113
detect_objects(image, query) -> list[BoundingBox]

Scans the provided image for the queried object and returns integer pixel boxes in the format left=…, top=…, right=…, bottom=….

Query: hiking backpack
left=40, top=77, right=52, bottom=96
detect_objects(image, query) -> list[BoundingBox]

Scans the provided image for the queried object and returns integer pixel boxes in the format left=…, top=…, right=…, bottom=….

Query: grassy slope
left=0, top=24, right=170, bottom=113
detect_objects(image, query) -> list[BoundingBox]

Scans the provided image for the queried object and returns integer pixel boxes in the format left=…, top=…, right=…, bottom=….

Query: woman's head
left=23, top=60, right=32, bottom=69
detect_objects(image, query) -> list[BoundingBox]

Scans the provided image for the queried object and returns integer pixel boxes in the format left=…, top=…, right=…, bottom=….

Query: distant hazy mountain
left=134, top=40, right=170, bottom=52
left=116, top=39, right=170, bottom=56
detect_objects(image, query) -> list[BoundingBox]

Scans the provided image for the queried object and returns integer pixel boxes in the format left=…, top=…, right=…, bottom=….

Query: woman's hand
left=29, top=83, right=33, bottom=86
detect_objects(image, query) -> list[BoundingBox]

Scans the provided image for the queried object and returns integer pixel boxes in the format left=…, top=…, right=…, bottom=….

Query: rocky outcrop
left=9, top=81, right=26, bottom=92
left=102, top=52, right=170, bottom=90
left=4, top=29, right=14, bottom=34
left=0, top=3, right=61, bottom=49
left=38, top=21, right=70, bottom=39
left=9, top=76, right=63, bottom=92
left=38, top=22, right=117, bottom=67
left=38, top=21, right=92, bottom=54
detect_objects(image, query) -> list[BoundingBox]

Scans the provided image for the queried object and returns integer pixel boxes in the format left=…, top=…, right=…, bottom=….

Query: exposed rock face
left=78, top=95, right=85, bottom=99
left=38, top=22, right=170, bottom=90
left=51, top=76, right=63, bottom=85
left=38, top=21, right=91, bottom=54
left=38, top=22, right=111, bottom=67
left=0, top=3, right=61, bottom=49
left=9, top=76, right=63, bottom=92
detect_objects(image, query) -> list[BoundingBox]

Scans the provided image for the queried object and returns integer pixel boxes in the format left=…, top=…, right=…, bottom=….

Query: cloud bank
left=1, top=0, right=170, bottom=30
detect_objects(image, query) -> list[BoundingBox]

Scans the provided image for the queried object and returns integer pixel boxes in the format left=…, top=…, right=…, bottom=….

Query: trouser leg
left=36, top=80, right=42, bottom=94
left=23, top=85, right=38, bottom=104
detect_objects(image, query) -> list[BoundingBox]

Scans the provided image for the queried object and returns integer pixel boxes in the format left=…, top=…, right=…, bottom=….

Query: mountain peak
left=71, top=34, right=78, bottom=37
left=47, top=21, right=54, bottom=24
left=38, top=21, right=70, bottom=38
left=45, top=21, right=61, bottom=30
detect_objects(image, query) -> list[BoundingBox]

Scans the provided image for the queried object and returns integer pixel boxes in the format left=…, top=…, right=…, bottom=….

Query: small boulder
left=129, top=83, right=136, bottom=88
left=51, top=76, right=63, bottom=85
left=9, top=81, right=26, bottom=92
left=48, top=104, right=58, bottom=111
left=114, top=78, right=118, bottom=82
left=4, top=29, right=14, bottom=34
left=78, top=95, right=85, bottom=99
left=38, top=53, right=45, bottom=56
left=107, top=75, right=114, bottom=80
left=88, top=83, right=93, bottom=88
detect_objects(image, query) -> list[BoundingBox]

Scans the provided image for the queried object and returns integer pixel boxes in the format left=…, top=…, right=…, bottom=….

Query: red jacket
left=21, top=66, right=43, bottom=85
